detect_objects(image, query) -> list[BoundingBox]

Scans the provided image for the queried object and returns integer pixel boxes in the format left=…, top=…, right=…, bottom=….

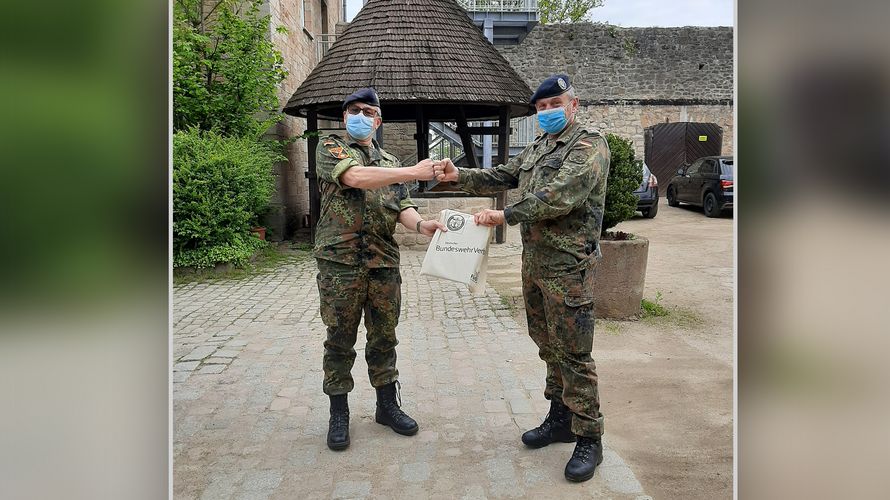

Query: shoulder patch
left=326, top=144, right=350, bottom=160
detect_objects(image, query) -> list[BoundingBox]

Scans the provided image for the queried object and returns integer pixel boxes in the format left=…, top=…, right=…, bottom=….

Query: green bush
left=173, top=128, right=283, bottom=268
left=603, top=133, right=643, bottom=234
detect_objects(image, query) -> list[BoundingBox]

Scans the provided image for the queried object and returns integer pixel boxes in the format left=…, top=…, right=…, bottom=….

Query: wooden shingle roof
left=283, top=0, right=534, bottom=121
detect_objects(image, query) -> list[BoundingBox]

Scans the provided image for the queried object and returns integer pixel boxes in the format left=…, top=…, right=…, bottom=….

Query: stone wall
left=264, top=0, right=342, bottom=240
left=495, top=23, right=734, bottom=190
left=381, top=122, right=419, bottom=165
left=503, top=102, right=734, bottom=206
left=497, top=24, right=733, bottom=102
left=576, top=102, right=734, bottom=159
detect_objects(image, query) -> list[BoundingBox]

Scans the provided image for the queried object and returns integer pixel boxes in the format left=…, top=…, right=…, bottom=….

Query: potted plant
left=250, top=226, right=267, bottom=241
left=593, top=134, right=647, bottom=319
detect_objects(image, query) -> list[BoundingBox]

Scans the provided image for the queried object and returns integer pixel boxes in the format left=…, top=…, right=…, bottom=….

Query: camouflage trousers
left=522, top=267, right=604, bottom=438
left=316, top=259, right=401, bottom=396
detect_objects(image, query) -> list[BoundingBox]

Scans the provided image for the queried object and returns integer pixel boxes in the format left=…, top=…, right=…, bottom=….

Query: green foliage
left=603, top=133, right=644, bottom=234
left=538, top=0, right=603, bottom=24
left=173, top=0, right=287, bottom=137
left=623, top=38, right=639, bottom=57
left=641, top=291, right=668, bottom=317
left=173, top=128, right=284, bottom=268
left=174, top=243, right=313, bottom=284
left=174, top=235, right=267, bottom=269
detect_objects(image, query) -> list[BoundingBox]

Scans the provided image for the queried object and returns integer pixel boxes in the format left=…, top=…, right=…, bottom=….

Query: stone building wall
left=381, top=123, right=419, bottom=165
left=264, top=0, right=342, bottom=240
left=504, top=102, right=734, bottom=206
left=496, top=23, right=734, bottom=200
left=575, top=102, right=734, bottom=159
left=497, top=24, right=733, bottom=102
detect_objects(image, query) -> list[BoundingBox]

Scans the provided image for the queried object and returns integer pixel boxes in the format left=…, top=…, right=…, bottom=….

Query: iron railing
left=469, top=116, right=539, bottom=148
left=427, top=115, right=538, bottom=164
left=509, top=116, right=538, bottom=147
left=458, top=0, right=538, bottom=12
left=316, top=34, right=336, bottom=61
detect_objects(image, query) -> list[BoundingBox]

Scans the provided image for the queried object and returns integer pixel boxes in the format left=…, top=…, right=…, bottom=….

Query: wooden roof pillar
left=495, top=106, right=510, bottom=243
left=307, top=110, right=320, bottom=243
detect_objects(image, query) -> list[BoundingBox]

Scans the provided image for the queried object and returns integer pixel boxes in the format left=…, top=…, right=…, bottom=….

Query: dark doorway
left=644, top=122, right=723, bottom=194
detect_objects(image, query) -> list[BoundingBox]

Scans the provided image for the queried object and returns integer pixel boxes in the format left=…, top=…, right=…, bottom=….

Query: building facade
left=264, top=0, right=344, bottom=240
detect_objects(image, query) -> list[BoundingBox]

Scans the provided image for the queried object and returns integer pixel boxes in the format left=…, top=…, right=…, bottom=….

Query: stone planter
left=593, top=236, right=649, bottom=319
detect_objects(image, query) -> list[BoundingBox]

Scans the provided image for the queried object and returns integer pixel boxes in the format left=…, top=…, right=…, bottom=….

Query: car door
left=696, top=159, right=718, bottom=203
left=680, top=159, right=704, bottom=202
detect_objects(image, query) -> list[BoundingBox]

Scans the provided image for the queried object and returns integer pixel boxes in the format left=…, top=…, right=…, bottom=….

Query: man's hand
left=418, top=219, right=447, bottom=237
left=436, top=158, right=459, bottom=182
left=411, top=158, right=437, bottom=181
left=473, top=209, right=505, bottom=227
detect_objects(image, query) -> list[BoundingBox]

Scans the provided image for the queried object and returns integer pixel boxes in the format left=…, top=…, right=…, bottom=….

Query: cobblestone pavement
left=173, top=252, right=649, bottom=499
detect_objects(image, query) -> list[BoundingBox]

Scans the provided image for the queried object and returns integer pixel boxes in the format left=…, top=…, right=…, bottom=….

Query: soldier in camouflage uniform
left=438, top=75, right=609, bottom=482
left=314, top=88, right=447, bottom=451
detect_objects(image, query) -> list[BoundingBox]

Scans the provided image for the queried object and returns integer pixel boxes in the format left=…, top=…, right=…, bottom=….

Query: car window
left=686, top=159, right=703, bottom=176
left=720, top=160, right=734, bottom=176
left=701, top=160, right=717, bottom=174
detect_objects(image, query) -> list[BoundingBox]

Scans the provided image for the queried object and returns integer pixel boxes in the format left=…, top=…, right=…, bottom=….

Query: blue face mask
left=537, top=106, right=569, bottom=134
left=346, top=112, right=375, bottom=140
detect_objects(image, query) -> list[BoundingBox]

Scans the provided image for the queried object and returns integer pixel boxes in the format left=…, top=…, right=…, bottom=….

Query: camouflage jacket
left=457, top=120, right=610, bottom=277
left=314, top=134, right=417, bottom=268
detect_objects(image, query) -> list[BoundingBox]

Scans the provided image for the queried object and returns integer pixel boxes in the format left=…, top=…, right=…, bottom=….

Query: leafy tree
left=173, top=0, right=287, bottom=137
left=538, top=0, right=604, bottom=24
left=602, top=133, right=643, bottom=234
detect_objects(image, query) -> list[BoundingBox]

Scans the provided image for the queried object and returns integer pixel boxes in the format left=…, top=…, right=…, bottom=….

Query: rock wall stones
left=497, top=24, right=733, bottom=102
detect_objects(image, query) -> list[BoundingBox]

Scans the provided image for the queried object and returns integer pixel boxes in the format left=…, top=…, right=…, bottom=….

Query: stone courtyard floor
left=174, top=199, right=734, bottom=499
left=173, top=252, right=650, bottom=499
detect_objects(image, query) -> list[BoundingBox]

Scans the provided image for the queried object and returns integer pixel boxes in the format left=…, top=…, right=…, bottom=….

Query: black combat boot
left=327, top=394, right=350, bottom=451
left=375, top=381, right=419, bottom=436
left=564, top=436, right=604, bottom=482
left=521, top=399, right=576, bottom=448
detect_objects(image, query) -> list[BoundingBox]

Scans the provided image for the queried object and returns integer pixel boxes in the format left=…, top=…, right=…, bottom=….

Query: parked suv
left=634, top=163, right=659, bottom=218
left=665, top=156, right=734, bottom=217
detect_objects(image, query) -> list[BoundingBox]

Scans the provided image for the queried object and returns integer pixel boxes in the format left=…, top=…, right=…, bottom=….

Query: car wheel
left=643, top=201, right=658, bottom=218
left=666, top=186, right=679, bottom=207
left=703, top=192, right=720, bottom=217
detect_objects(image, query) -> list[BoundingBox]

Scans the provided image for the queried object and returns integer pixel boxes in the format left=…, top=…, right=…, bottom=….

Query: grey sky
left=345, top=0, right=733, bottom=27
left=588, top=0, right=733, bottom=27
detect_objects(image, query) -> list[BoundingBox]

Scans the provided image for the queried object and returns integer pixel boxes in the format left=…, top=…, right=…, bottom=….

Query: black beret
left=529, top=74, right=572, bottom=105
left=342, top=87, right=380, bottom=109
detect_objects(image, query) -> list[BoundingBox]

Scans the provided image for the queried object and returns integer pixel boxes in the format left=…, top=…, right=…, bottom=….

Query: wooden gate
left=644, top=122, right=723, bottom=194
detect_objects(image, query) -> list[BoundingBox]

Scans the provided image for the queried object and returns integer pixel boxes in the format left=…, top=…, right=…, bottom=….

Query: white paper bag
left=420, top=209, right=492, bottom=295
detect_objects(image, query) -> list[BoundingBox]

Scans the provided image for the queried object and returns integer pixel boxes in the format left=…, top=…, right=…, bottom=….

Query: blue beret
left=530, top=74, right=572, bottom=104
left=342, top=87, right=380, bottom=109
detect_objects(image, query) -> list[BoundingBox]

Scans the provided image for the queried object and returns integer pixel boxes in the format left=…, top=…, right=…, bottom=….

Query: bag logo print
left=446, top=214, right=466, bottom=232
